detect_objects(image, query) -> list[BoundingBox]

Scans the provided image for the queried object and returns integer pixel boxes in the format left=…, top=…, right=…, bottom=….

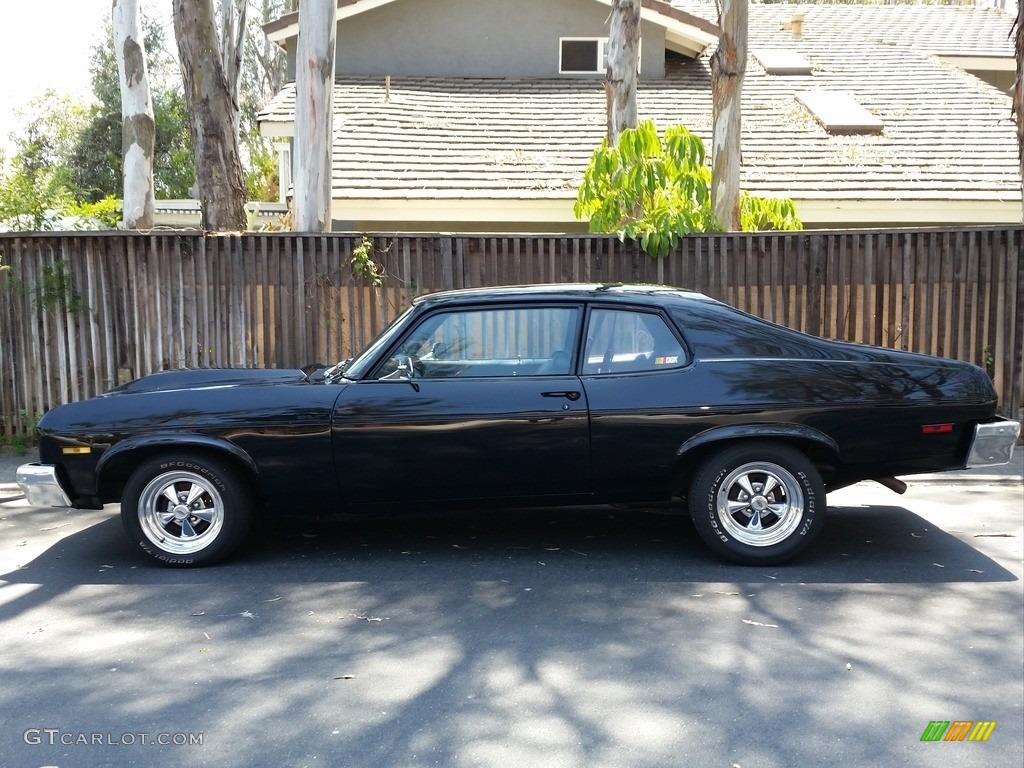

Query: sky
left=0, top=0, right=173, bottom=154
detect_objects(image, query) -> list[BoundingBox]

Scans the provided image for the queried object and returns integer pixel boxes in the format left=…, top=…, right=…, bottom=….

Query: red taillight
left=921, top=423, right=954, bottom=434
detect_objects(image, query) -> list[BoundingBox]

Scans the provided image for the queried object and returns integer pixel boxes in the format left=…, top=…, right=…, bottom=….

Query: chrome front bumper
left=16, top=463, right=73, bottom=507
left=965, top=418, right=1021, bottom=468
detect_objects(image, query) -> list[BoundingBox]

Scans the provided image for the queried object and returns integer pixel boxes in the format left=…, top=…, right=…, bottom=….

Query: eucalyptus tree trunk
left=605, top=0, right=642, bottom=146
left=1014, top=3, right=1022, bottom=219
left=113, top=0, right=155, bottom=229
left=220, top=0, right=248, bottom=141
left=253, top=0, right=288, bottom=103
left=172, top=0, right=247, bottom=231
left=293, top=0, right=337, bottom=232
left=711, top=0, right=748, bottom=231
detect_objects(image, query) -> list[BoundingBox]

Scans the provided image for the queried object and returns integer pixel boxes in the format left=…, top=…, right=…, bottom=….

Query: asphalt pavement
left=0, top=444, right=1022, bottom=768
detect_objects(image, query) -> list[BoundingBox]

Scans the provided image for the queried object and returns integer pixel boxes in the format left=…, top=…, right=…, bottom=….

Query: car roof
left=413, top=283, right=715, bottom=308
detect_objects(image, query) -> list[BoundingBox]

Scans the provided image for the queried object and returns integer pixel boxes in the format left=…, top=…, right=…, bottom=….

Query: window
left=560, top=38, right=605, bottom=73
left=559, top=38, right=641, bottom=74
left=582, top=308, right=686, bottom=375
left=375, top=306, right=580, bottom=379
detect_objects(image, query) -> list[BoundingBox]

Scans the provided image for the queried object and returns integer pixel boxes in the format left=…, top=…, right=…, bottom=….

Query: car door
left=579, top=305, right=694, bottom=503
left=332, top=303, right=591, bottom=506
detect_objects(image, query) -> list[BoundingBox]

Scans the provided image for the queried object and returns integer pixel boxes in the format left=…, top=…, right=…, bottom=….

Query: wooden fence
left=1, top=227, right=1021, bottom=435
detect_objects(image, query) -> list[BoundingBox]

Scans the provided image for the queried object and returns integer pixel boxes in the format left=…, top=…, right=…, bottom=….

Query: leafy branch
left=574, top=119, right=801, bottom=258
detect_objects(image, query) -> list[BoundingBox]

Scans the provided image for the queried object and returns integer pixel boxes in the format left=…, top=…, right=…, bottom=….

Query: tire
left=688, top=442, right=825, bottom=565
left=121, top=454, right=253, bottom=567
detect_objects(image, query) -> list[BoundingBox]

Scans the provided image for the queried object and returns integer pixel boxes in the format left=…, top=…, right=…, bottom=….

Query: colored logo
left=920, top=721, right=997, bottom=742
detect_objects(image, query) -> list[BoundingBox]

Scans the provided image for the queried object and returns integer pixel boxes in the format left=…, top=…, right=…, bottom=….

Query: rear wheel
left=688, top=442, right=825, bottom=565
left=121, top=454, right=252, bottom=567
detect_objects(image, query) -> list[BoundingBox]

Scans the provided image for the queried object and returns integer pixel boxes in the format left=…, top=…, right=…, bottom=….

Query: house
left=258, top=0, right=1022, bottom=231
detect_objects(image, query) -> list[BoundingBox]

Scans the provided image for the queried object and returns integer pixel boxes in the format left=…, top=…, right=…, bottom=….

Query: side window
left=582, top=308, right=686, bottom=375
left=374, top=306, right=580, bottom=379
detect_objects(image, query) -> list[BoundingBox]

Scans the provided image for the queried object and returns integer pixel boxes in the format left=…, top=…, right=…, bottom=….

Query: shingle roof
left=258, top=1, right=1021, bottom=218
left=675, top=1, right=1016, bottom=58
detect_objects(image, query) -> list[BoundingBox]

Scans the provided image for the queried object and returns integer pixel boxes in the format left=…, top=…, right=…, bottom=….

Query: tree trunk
left=172, top=0, right=247, bottom=231
left=606, top=0, right=642, bottom=147
left=1014, top=2, right=1022, bottom=220
left=254, top=0, right=288, bottom=103
left=293, top=0, right=337, bottom=232
left=113, top=0, right=155, bottom=229
left=220, top=0, right=248, bottom=142
left=711, top=0, right=748, bottom=231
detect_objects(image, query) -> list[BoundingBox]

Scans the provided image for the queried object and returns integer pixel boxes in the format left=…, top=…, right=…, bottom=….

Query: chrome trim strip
left=16, top=463, right=73, bottom=508
left=965, top=418, right=1021, bottom=468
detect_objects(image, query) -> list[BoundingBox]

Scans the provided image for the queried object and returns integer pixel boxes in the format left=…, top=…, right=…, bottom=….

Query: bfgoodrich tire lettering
left=121, top=454, right=253, bottom=567
left=688, top=442, right=825, bottom=565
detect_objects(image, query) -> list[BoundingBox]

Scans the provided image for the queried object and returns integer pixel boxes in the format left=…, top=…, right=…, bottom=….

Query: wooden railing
left=1, top=227, right=1021, bottom=434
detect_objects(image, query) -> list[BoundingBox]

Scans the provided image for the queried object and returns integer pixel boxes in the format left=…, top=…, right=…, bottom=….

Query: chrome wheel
left=715, top=461, right=805, bottom=547
left=136, top=470, right=225, bottom=556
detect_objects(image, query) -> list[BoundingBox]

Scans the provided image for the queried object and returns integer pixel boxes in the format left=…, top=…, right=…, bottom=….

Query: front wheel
left=688, top=442, right=825, bottom=565
left=121, top=454, right=253, bottom=567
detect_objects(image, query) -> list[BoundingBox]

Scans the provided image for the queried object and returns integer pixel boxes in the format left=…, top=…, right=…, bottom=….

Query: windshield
left=339, top=305, right=417, bottom=380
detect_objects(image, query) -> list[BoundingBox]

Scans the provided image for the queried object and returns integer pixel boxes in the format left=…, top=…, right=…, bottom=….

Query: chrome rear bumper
left=16, top=463, right=73, bottom=507
left=965, top=418, right=1021, bottom=468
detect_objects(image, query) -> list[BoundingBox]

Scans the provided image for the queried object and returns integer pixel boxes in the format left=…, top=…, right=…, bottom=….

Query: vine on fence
left=350, top=236, right=384, bottom=287
left=4, top=259, right=85, bottom=314
left=36, top=261, right=84, bottom=313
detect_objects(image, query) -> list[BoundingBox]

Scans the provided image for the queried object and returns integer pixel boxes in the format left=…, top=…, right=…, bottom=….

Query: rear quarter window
left=583, top=308, right=688, bottom=375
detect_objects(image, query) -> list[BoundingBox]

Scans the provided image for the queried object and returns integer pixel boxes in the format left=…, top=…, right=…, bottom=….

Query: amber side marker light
left=921, top=424, right=954, bottom=434
left=61, top=446, right=92, bottom=455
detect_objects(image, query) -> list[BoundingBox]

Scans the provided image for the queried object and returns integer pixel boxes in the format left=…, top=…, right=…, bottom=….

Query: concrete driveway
left=0, top=449, right=1021, bottom=768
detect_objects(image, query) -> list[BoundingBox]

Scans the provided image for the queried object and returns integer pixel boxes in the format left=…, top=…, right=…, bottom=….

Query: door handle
left=541, top=390, right=581, bottom=401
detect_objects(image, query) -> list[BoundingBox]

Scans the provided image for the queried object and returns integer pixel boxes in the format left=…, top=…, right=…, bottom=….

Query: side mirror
left=396, top=355, right=415, bottom=377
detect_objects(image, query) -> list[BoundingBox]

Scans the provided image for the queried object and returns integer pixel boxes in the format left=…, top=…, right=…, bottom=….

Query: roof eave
left=265, top=0, right=720, bottom=52
left=329, top=196, right=1024, bottom=228
left=265, top=0, right=402, bottom=45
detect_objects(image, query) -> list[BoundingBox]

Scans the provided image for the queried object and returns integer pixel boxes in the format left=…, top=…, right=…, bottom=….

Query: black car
left=17, top=284, right=1020, bottom=567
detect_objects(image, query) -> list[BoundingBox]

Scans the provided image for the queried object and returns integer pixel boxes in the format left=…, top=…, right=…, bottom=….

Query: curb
left=903, top=475, right=1023, bottom=488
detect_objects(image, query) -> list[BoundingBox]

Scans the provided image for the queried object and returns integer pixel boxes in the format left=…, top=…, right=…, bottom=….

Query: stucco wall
left=286, top=0, right=666, bottom=79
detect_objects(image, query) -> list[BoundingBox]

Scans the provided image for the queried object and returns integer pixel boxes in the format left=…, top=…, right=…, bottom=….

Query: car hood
left=105, top=368, right=309, bottom=395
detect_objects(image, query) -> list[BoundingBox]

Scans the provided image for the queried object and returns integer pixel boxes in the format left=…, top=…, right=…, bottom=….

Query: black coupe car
left=17, top=284, right=1019, bottom=567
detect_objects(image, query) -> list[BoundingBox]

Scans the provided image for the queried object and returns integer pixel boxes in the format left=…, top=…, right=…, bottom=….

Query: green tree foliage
left=574, top=120, right=801, bottom=258
left=0, top=94, right=87, bottom=230
left=244, top=137, right=280, bottom=202
left=69, top=16, right=194, bottom=202
left=740, top=192, right=803, bottom=232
